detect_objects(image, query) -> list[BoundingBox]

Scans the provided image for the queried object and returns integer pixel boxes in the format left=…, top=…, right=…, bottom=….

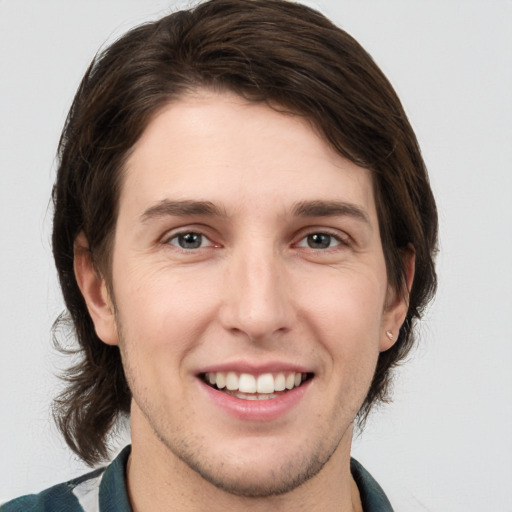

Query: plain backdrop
left=1, top=1, right=511, bottom=511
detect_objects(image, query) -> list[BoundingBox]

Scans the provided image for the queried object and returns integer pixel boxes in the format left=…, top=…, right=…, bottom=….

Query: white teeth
left=239, top=392, right=258, bottom=400
left=216, top=372, right=226, bottom=389
left=205, top=371, right=307, bottom=394
left=233, top=392, right=279, bottom=401
left=239, top=373, right=257, bottom=393
left=226, top=372, right=238, bottom=391
left=257, top=373, right=275, bottom=394
left=285, top=373, right=295, bottom=390
left=274, top=373, right=286, bottom=391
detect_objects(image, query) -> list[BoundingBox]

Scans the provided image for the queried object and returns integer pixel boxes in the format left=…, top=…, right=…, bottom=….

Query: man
left=1, top=0, right=437, bottom=510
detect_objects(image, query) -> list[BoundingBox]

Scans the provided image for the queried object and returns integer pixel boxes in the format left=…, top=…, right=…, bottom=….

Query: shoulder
left=0, top=467, right=105, bottom=512
left=1, top=446, right=132, bottom=512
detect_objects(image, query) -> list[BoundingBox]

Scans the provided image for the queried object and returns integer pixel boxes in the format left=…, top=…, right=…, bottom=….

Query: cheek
left=299, top=266, right=387, bottom=336
left=297, top=265, right=387, bottom=394
left=112, top=261, right=221, bottom=353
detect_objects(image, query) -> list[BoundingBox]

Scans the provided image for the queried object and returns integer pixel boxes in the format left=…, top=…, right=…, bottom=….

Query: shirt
left=1, top=446, right=393, bottom=511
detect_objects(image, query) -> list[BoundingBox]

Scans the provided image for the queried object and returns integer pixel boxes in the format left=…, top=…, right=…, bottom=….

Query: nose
left=219, top=243, right=294, bottom=343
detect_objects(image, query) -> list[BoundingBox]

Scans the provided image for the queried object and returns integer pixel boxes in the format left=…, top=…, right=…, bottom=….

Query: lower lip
left=199, top=379, right=311, bottom=422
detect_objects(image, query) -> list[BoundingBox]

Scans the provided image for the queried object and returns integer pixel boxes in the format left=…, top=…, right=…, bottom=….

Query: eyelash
left=295, top=231, right=348, bottom=250
left=166, top=231, right=215, bottom=250
left=164, top=229, right=349, bottom=252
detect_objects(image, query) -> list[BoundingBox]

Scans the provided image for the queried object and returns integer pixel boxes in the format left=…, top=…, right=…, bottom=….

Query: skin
left=75, top=90, right=413, bottom=512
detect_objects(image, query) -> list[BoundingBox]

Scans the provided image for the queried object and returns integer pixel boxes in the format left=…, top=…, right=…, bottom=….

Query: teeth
left=257, top=373, right=274, bottom=394
left=216, top=372, right=226, bottom=389
left=226, top=372, right=238, bottom=391
left=274, top=373, right=286, bottom=391
left=233, top=392, right=279, bottom=401
left=239, top=373, right=257, bottom=393
left=204, top=371, right=308, bottom=394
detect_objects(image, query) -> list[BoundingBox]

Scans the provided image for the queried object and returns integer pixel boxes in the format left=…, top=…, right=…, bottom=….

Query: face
left=80, top=90, right=408, bottom=497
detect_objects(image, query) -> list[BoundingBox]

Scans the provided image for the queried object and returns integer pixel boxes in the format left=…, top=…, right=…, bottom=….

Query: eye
left=167, top=232, right=213, bottom=250
left=296, top=232, right=342, bottom=249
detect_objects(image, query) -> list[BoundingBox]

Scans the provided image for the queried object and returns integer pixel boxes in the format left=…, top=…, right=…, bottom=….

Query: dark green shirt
left=1, top=446, right=393, bottom=511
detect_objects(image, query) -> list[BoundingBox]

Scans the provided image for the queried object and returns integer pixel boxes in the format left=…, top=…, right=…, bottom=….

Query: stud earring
left=385, top=330, right=394, bottom=341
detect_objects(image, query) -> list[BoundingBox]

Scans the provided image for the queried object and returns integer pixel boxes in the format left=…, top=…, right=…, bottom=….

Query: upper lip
left=196, top=360, right=313, bottom=376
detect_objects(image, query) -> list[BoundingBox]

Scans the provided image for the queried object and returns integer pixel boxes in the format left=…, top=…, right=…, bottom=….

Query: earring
left=385, top=330, right=394, bottom=341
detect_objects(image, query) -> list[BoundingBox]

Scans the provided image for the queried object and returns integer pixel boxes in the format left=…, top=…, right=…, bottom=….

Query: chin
left=184, top=451, right=328, bottom=498
left=166, top=431, right=342, bottom=498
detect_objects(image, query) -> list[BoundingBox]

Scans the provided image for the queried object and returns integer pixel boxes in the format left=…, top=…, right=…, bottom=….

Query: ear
left=74, top=232, right=118, bottom=346
left=380, top=245, right=415, bottom=351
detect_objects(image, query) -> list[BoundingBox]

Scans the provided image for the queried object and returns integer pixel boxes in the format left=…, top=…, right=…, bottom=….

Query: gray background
left=1, top=1, right=511, bottom=510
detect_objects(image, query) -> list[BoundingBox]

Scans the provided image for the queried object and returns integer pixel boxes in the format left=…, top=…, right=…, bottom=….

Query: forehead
left=121, top=90, right=377, bottom=222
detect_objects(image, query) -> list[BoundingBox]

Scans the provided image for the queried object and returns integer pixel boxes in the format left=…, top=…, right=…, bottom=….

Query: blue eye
left=169, top=232, right=209, bottom=249
left=298, top=233, right=341, bottom=249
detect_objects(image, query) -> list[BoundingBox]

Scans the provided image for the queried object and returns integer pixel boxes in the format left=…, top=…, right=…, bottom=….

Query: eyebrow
left=292, top=200, right=371, bottom=225
left=140, top=200, right=227, bottom=223
left=140, top=198, right=371, bottom=226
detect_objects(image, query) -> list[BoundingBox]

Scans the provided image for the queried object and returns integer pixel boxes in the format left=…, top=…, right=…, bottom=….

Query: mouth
left=201, top=371, right=313, bottom=401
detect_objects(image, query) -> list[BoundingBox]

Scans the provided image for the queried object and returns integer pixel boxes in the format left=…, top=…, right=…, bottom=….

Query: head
left=53, top=0, right=437, bottom=468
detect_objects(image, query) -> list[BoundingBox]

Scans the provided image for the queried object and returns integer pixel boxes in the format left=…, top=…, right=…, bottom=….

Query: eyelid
left=168, top=232, right=213, bottom=249
left=296, top=235, right=339, bottom=249
left=161, top=225, right=220, bottom=248
left=293, top=228, right=351, bottom=248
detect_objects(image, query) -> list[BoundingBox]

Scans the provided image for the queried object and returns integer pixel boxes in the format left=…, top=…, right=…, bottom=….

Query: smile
left=202, top=371, right=312, bottom=400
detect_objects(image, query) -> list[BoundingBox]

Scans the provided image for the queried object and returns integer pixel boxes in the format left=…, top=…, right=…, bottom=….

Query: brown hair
left=52, top=0, right=438, bottom=465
